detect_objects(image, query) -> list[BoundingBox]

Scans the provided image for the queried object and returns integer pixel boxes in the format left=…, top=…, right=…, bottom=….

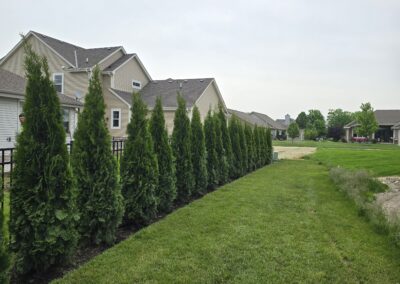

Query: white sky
left=1, top=0, right=399, bottom=120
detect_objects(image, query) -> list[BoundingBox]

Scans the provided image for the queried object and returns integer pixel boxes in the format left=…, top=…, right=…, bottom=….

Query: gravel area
left=376, top=176, right=400, bottom=222
left=274, top=146, right=316, bottom=160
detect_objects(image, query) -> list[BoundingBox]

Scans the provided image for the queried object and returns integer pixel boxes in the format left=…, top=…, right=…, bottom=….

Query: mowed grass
left=274, top=139, right=400, bottom=150
left=56, top=160, right=400, bottom=283
left=310, top=148, right=400, bottom=176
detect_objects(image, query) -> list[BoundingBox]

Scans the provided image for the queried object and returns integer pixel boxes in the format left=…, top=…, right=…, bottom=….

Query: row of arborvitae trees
left=8, top=45, right=272, bottom=278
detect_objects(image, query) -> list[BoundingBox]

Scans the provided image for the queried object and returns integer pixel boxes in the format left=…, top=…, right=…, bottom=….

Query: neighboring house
left=344, top=110, right=400, bottom=144
left=0, top=68, right=82, bottom=148
left=250, top=112, right=287, bottom=139
left=275, top=114, right=294, bottom=128
left=0, top=31, right=227, bottom=138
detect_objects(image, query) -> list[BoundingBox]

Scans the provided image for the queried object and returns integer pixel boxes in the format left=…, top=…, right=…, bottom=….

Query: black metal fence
left=0, top=138, right=126, bottom=191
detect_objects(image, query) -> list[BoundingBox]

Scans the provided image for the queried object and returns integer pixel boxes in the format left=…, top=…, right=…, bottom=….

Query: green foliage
left=327, top=109, right=354, bottom=128
left=217, top=105, right=233, bottom=180
left=296, top=112, right=308, bottom=129
left=238, top=122, right=248, bottom=173
left=356, top=102, right=378, bottom=138
left=10, top=43, right=78, bottom=275
left=71, top=67, right=123, bottom=245
left=306, top=109, right=326, bottom=137
left=121, top=93, right=158, bottom=224
left=287, top=122, right=300, bottom=143
left=0, top=169, right=8, bottom=283
left=150, top=97, right=176, bottom=212
left=265, top=128, right=273, bottom=164
left=214, top=113, right=229, bottom=185
left=244, top=124, right=256, bottom=171
left=172, top=95, right=194, bottom=202
left=204, top=110, right=219, bottom=189
left=228, top=116, right=244, bottom=178
left=253, top=126, right=262, bottom=168
left=190, top=107, right=208, bottom=195
left=304, top=128, right=319, bottom=140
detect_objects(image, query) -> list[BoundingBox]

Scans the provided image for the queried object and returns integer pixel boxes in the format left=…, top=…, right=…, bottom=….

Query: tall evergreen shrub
left=266, top=128, right=273, bottom=164
left=121, top=93, right=158, bottom=224
left=238, top=122, right=248, bottom=174
left=71, top=67, right=123, bottom=245
left=150, top=97, right=176, bottom=212
left=217, top=106, right=233, bottom=180
left=228, top=115, right=243, bottom=179
left=10, top=44, right=78, bottom=275
left=204, top=110, right=219, bottom=189
left=253, top=126, right=262, bottom=169
left=214, top=113, right=229, bottom=185
left=0, top=170, right=8, bottom=282
left=190, top=106, right=208, bottom=195
left=172, top=95, right=194, bottom=202
left=244, top=124, right=256, bottom=172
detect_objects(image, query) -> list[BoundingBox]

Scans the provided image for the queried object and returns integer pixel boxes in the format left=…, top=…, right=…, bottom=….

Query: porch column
left=345, top=128, right=350, bottom=142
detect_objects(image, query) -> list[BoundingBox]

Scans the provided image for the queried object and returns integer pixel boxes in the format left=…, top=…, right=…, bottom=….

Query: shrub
left=304, top=128, right=319, bottom=140
left=190, top=106, right=208, bottom=195
left=172, top=95, right=194, bottom=202
left=204, top=110, right=219, bottom=189
left=121, top=93, right=158, bottom=225
left=265, top=128, right=273, bottom=164
left=228, top=115, right=243, bottom=179
left=244, top=124, right=256, bottom=172
left=214, top=113, right=229, bottom=185
left=253, top=126, right=262, bottom=168
left=0, top=169, right=8, bottom=282
left=150, top=97, right=176, bottom=212
left=238, top=122, right=248, bottom=173
left=216, top=105, right=233, bottom=180
left=71, top=66, right=123, bottom=245
left=10, top=43, right=78, bottom=275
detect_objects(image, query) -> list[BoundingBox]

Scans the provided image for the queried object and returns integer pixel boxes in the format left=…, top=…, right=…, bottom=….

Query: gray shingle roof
left=31, top=31, right=121, bottom=68
left=111, top=78, right=214, bottom=109
left=228, top=109, right=267, bottom=127
left=103, top=54, right=136, bottom=72
left=0, top=68, right=83, bottom=107
left=345, top=110, right=400, bottom=128
left=251, top=112, right=286, bottom=130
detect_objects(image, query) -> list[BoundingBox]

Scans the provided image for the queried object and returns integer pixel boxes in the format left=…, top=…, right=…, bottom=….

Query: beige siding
left=194, top=82, right=221, bottom=122
left=113, top=57, right=150, bottom=92
left=1, top=35, right=89, bottom=100
left=98, top=49, right=124, bottom=70
left=103, top=88, right=129, bottom=138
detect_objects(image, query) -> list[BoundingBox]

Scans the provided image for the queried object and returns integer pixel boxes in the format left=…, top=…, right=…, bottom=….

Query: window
left=62, top=108, right=70, bottom=133
left=111, top=108, right=121, bottom=129
left=132, top=80, right=142, bottom=90
left=53, top=73, right=64, bottom=93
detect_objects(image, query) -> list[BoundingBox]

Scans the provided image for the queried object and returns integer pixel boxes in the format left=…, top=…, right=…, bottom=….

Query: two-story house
left=0, top=31, right=228, bottom=144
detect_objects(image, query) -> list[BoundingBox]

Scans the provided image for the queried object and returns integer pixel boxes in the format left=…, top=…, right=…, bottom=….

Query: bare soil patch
left=274, top=146, right=316, bottom=160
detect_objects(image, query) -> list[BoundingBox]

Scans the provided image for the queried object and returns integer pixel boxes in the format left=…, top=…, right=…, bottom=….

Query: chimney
left=285, top=114, right=291, bottom=125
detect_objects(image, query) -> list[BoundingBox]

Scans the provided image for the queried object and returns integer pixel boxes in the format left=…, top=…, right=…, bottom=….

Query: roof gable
left=251, top=112, right=286, bottom=130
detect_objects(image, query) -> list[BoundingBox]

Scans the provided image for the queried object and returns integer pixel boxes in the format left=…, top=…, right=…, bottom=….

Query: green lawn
left=274, top=140, right=400, bottom=150
left=55, top=160, right=400, bottom=283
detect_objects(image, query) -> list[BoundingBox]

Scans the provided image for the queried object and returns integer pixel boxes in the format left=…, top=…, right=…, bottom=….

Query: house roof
left=103, top=54, right=136, bottom=72
left=345, top=109, right=400, bottom=128
left=30, top=31, right=121, bottom=68
left=0, top=68, right=83, bottom=107
left=111, top=78, right=214, bottom=109
left=392, top=122, right=400, bottom=130
left=228, top=109, right=267, bottom=127
left=251, top=112, right=286, bottom=130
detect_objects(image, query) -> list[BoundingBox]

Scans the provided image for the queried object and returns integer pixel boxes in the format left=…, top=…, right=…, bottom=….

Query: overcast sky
left=1, top=0, right=399, bottom=119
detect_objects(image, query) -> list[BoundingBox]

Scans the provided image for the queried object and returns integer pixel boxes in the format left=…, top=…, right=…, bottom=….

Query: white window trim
left=111, top=108, right=121, bottom=129
left=53, top=73, right=64, bottom=94
left=132, top=79, right=142, bottom=90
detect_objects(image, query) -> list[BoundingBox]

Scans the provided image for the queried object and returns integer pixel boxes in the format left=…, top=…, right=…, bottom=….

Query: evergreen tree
left=266, top=128, right=273, bottom=164
left=150, top=97, right=177, bottom=212
left=121, top=93, right=158, bottom=224
left=253, top=126, right=262, bottom=169
left=217, top=105, right=233, bottom=180
left=172, top=95, right=194, bottom=202
left=190, top=106, right=208, bottom=195
left=214, top=113, right=229, bottom=185
left=228, top=115, right=243, bottom=179
left=204, top=110, right=219, bottom=189
left=260, top=127, right=268, bottom=166
left=10, top=43, right=78, bottom=275
left=0, top=170, right=8, bottom=282
left=71, top=66, right=123, bottom=245
left=238, top=122, right=248, bottom=174
left=244, top=124, right=256, bottom=172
